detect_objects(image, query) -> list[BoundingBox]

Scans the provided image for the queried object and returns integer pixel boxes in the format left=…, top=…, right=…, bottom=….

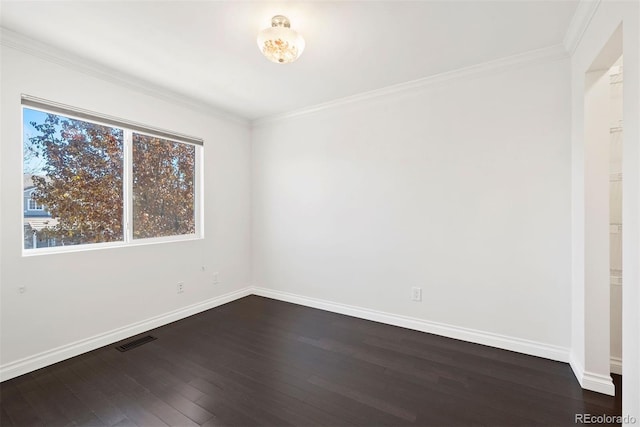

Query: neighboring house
left=23, top=174, right=58, bottom=248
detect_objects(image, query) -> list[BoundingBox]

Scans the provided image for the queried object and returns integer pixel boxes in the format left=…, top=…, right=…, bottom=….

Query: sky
left=23, top=108, right=50, bottom=178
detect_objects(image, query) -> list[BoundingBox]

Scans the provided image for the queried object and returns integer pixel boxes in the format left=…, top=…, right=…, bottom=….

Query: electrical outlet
left=177, top=282, right=184, bottom=293
left=212, top=272, right=219, bottom=285
left=411, top=287, right=422, bottom=302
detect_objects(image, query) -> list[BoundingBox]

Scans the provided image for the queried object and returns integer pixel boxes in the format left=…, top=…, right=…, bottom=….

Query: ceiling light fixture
left=257, top=15, right=305, bottom=64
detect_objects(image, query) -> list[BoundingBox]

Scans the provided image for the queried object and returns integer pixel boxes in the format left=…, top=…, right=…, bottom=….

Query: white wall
left=569, top=0, right=640, bottom=418
left=251, top=57, right=573, bottom=355
left=0, top=45, right=252, bottom=379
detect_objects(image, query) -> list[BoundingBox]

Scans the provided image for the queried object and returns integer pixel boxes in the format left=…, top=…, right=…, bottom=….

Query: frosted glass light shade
left=257, top=15, right=305, bottom=64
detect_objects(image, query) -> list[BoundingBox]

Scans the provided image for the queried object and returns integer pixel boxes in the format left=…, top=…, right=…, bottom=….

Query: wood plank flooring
left=0, top=295, right=622, bottom=426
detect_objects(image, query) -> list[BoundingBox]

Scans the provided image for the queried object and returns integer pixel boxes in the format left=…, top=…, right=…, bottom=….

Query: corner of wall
left=569, top=351, right=615, bottom=396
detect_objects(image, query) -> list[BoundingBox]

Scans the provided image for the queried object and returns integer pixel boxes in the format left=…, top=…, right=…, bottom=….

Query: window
left=132, top=133, right=196, bottom=239
left=28, top=198, right=44, bottom=210
left=22, top=96, right=202, bottom=253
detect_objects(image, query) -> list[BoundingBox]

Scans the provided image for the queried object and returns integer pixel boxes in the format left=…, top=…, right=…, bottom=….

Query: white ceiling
left=1, top=1, right=579, bottom=120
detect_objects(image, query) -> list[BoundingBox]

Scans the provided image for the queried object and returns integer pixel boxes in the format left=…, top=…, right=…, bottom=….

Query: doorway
left=581, top=25, right=623, bottom=396
left=608, top=57, right=623, bottom=377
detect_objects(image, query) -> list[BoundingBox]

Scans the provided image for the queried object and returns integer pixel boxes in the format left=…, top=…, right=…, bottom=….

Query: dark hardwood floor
left=1, top=295, right=622, bottom=426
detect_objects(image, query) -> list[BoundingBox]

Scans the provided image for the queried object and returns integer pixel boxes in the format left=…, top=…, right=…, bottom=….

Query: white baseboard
left=252, top=287, right=570, bottom=363
left=0, top=287, right=252, bottom=382
left=610, top=356, right=622, bottom=375
left=4, top=286, right=605, bottom=392
left=582, top=372, right=616, bottom=396
left=569, top=354, right=584, bottom=385
left=569, top=352, right=616, bottom=396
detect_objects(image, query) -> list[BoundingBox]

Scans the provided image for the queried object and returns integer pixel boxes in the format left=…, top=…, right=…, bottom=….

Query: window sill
left=22, top=234, right=203, bottom=257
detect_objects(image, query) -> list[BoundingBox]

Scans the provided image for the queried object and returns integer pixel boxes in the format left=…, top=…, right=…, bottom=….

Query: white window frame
left=21, top=97, right=204, bottom=256
left=28, top=198, right=44, bottom=211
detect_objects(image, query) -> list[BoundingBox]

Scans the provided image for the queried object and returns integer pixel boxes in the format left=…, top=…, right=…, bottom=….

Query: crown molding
left=563, top=0, right=602, bottom=56
left=252, top=44, right=568, bottom=127
left=0, top=27, right=249, bottom=126
left=1, top=25, right=572, bottom=130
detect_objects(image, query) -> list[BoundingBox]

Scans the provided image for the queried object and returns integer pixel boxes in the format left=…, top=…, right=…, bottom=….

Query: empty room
left=1, top=0, right=639, bottom=426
